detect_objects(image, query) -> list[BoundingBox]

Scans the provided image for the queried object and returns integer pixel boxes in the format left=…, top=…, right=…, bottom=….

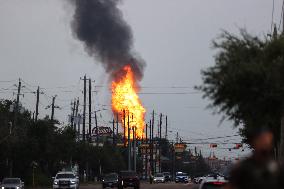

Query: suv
left=53, top=171, right=79, bottom=189
left=118, top=171, right=140, bottom=189
left=1, top=178, right=24, bottom=189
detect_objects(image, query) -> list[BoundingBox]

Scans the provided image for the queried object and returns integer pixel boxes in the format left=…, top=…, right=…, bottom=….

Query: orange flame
left=111, top=65, right=146, bottom=139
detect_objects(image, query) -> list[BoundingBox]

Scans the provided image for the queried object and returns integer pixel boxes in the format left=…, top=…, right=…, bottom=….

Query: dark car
left=162, top=172, right=171, bottom=182
left=118, top=171, right=140, bottom=189
left=102, top=173, right=119, bottom=188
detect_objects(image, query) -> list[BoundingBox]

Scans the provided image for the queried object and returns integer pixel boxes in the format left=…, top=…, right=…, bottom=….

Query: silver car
left=53, top=172, right=79, bottom=189
left=153, top=173, right=165, bottom=183
left=1, top=178, right=24, bottom=189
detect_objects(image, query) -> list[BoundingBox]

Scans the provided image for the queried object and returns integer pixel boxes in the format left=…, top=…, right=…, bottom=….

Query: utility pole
left=14, top=78, right=22, bottom=128
left=116, top=113, right=119, bottom=138
left=145, top=123, right=148, bottom=179
left=88, top=78, right=92, bottom=142
left=133, top=126, right=136, bottom=172
left=9, top=78, right=22, bottom=178
left=165, top=115, right=168, bottom=139
left=35, top=86, right=40, bottom=122
left=113, top=118, right=115, bottom=145
left=50, top=95, right=59, bottom=123
left=74, top=98, right=79, bottom=132
left=151, top=110, right=155, bottom=174
left=149, top=120, right=153, bottom=175
left=82, top=75, right=87, bottom=142
left=71, top=99, right=76, bottom=128
left=176, top=132, right=179, bottom=143
left=123, top=109, right=126, bottom=146
left=95, top=111, right=98, bottom=146
left=45, top=95, right=59, bottom=123
left=128, top=111, right=131, bottom=170
left=159, top=113, right=162, bottom=172
left=159, top=113, right=162, bottom=139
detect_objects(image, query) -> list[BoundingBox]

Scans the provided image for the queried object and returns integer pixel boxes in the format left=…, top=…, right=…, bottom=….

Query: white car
left=153, top=173, right=165, bottom=183
left=53, top=171, right=79, bottom=189
left=199, top=177, right=228, bottom=189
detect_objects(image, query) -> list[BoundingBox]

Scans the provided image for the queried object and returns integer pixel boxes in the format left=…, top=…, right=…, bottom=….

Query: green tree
left=197, top=30, right=284, bottom=147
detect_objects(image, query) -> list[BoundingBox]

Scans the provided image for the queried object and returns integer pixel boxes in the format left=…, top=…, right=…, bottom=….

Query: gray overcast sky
left=0, top=0, right=282, bottom=159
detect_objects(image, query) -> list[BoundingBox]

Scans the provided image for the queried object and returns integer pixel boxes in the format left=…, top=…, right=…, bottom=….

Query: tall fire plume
left=111, top=65, right=146, bottom=139
left=69, top=0, right=146, bottom=138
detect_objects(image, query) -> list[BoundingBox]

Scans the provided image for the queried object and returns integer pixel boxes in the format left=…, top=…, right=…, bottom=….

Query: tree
left=197, top=30, right=284, bottom=147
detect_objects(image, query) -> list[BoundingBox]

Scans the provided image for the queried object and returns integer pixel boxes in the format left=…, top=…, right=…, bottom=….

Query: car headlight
left=71, top=181, right=76, bottom=184
left=2, top=187, right=5, bottom=189
left=53, top=181, right=58, bottom=185
left=102, top=179, right=105, bottom=182
left=16, top=187, right=19, bottom=189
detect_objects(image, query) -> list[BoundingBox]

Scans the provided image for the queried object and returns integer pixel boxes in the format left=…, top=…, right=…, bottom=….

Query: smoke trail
left=70, top=0, right=145, bottom=81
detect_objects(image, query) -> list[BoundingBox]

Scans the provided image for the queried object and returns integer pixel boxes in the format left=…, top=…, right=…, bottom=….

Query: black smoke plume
left=70, top=0, right=145, bottom=81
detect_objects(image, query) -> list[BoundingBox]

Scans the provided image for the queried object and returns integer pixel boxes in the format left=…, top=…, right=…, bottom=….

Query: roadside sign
left=174, top=143, right=186, bottom=153
left=92, top=126, right=112, bottom=137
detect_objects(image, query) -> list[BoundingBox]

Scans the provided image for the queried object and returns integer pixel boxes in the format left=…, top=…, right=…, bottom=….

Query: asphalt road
left=81, top=182, right=199, bottom=189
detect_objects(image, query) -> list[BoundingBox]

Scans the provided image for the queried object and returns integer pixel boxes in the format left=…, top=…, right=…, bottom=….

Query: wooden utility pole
left=95, top=111, right=98, bottom=146
left=165, top=115, right=168, bottom=139
left=149, top=120, right=153, bottom=175
left=82, top=75, right=87, bottom=142
left=159, top=113, right=162, bottom=172
left=14, top=78, right=22, bottom=128
left=133, top=126, right=136, bottom=172
left=50, top=95, right=58, bottom=122
left=116, top=113, right=119, bottom=138
left=113, top=118, right=115, bottom=145
left=159, top=113, right=162, bottom=139
left=145, top=123, right=148, bottom=178
left=35, top=86, right=40, bottom=122
left=74, top=98, right=79, bottom=131
left=128, top=112, right=131, bottom=170
left=88, top=78, right=92, bottom=142
left=123, top=109, right=126, bottom=146
left=71, top=99, right=76, bottom=128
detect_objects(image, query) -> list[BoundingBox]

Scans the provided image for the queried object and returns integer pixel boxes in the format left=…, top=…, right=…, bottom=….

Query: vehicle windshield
left=155, top=173, right=164, bottom=177
left=2, top=178, right=21, bottom=184
left=104, top=174, right=118, bottom=180
left=119, top=171, right=136, bottom=177
left=176, top=173, right=187, bottom=176
left=202, top=183, right=227, bottom=189
left=56, top=173, right=75, bottom=179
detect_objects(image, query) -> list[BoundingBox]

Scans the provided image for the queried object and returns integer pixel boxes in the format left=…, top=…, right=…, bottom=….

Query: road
left=81, top=182, right=199, bottom=189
